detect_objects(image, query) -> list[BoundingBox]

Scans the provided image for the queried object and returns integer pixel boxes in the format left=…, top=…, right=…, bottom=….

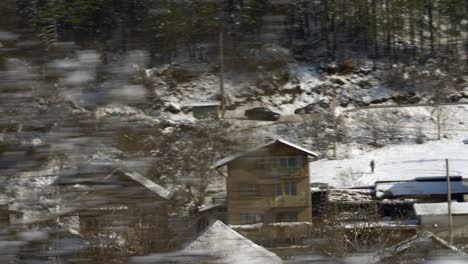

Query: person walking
left=370, top=160, right=375, bottom=173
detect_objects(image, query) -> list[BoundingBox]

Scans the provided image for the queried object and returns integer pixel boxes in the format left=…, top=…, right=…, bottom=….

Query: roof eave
left=211, top=139, right=319, bottom=169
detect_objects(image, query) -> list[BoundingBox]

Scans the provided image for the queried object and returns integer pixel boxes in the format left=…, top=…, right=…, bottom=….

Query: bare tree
left=295, top=111, right=347, bottom=158
left=336, top=168, right=361, bottom=187
left=380, top=111, right=403, bottom=142
left=317, top=202, right=412, bottom=260
left=361, top=113, right=383, bottom=146
left=150, top=121, right=238, bottom=206
left=430, top=106, right=451, bottom=140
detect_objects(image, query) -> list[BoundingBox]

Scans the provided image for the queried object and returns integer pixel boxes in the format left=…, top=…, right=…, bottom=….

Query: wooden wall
left=226, top=142, right=312, bottom=225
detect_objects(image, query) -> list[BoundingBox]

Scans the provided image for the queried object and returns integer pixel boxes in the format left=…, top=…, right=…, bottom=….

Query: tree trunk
left=409, top=3, right=416, bottom=57
left=323, top=0, right=331, bottom=59
left=331, top=0, right=337, bottom=60
left=427, top=0, right=435, bottom=54
left=371, top=0, right=378, bottom=70
left=419, top=0, right=426, bottom=52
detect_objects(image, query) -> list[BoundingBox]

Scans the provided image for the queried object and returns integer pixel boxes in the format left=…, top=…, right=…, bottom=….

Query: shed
left=413, top=202, right=468, bottom=230
left=55, top=168, right=173, bottom=255
left=191, top=102, right=221, bottom=120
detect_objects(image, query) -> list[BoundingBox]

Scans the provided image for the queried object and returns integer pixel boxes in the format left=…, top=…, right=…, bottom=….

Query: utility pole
left=332, top=102, right=337, bottom=159
left=219, top=31, right=225, bottom=119
left=446, top=158, right=453, bottom=244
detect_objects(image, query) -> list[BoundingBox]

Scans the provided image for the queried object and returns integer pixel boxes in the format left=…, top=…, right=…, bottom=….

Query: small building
left=311, top=186, right=418, bottom=221
left=311, top=188, right=376, bottom=221
left=55, top=168, right=173, bottom=257
left=0, top=193, right=14, bottom=227
left=413, top=202, right=468, bottom=231
left=191, top=102, right=221, bottom=120
left=212, top=139, right=318, bottom=225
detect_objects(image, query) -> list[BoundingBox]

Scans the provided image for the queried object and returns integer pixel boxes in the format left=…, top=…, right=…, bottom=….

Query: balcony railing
left=272, top=195, right=308, bottom=208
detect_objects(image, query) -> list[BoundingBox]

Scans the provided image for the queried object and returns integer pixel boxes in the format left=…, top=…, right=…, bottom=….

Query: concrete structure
left=414, top=202, right=468, bottom=230
left=213, top=139, right=318, bottom=225
left=191, top=102, right=221, bottom=120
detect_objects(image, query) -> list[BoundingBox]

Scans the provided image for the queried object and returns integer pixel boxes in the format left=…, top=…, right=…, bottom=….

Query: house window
left=276, top=212, right=298, bottom=222
left=239, top=183, right=259, bottom=197
left=276, top=182, right=297, bottom=196
left=248, top=156, right=303, bottom=178
left=270, top=156, right=302, bottom=178
left=240, top=213, right=262, bottom=225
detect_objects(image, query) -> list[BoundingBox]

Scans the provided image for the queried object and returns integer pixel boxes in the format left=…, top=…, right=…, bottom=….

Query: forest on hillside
left=1, top=0, right=467, bottom=67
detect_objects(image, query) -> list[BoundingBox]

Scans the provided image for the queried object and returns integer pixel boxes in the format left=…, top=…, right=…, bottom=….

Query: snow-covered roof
left=343, top=220, right=418, bottom=230
left=375, top=180, right=468, bottom=198
left=414, top=202, right=468, bottom=216
left=0, top=194, right=13, bottom=206
left=122, top=171, right=172, bottom=200
left=376, top=231, right=465, bottom=262
left=63, top=169, right=173, bottom=205
left=183, top=220, right=282, bottom=264
left=326, top=188, right=375, bottom=204
left=190, top=102, right=221, bottom=107
left=199, top=203, right=226, bottom=213
left=212, top=138, right=318, bottom=168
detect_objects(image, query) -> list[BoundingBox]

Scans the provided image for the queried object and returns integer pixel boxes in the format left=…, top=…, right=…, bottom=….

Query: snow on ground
left=311, top=138, right=468, bottom=187
left=311, top=103, right=468, bottom=187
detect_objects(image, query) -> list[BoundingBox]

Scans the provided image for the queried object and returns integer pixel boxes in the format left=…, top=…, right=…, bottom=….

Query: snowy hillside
left=148, top=59, right=468, bottom=121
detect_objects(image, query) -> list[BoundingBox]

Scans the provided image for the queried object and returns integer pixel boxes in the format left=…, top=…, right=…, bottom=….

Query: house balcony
left=247, top=167, right=307, bottom=181
left=272, top=195, right=308, bottom=208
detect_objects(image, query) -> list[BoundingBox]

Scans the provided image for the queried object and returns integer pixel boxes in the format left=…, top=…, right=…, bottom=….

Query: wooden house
left=212, top=139, right=318, bottom=225
left=55, top=168, right=172, bottom=257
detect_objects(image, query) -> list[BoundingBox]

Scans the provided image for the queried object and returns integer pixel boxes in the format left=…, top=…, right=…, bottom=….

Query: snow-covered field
left=311, top=138, right=468, bottom=187
left=310, top=103, right=468, bottom=187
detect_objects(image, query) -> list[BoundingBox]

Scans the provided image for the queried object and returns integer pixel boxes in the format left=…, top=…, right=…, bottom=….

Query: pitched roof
left=376, top=231, right=465, bottom=262
left=183, top=220, right=282, bottom=264
left=413, top=202, right=468, bottom=216
left=67, top=169, right=173, bottom=205
left=212, top=138, right=318, bottom=168
left=190, top=102, right=221, bottom=107
left=0, top=193, right=14, bottom=206
left=122, top=171, right=172, bottom=200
